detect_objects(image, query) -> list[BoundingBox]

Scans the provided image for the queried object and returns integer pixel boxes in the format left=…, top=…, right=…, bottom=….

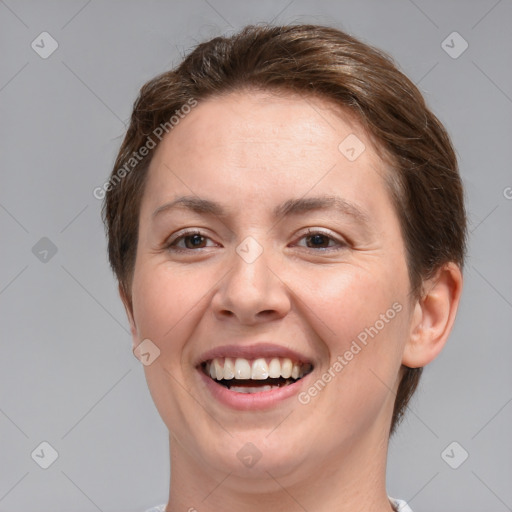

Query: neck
left=165, top=422, right=395, bottom=512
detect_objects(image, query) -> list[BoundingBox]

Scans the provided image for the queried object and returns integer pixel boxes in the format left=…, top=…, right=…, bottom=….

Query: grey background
left=1, top=1, right=511, bottom=511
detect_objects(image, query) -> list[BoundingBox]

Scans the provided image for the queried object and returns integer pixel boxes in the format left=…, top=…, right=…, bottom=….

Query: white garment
left=389, top=496, right=414, bottom=511
left=143, top=506, right=166, bottom=512
left=144, top=496, right=413, bottom=512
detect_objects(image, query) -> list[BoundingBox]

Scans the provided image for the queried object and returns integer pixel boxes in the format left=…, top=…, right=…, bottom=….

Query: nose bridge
left=230, top=234, right=273, bottom=299
left=212, top=233, right=289, bottom=322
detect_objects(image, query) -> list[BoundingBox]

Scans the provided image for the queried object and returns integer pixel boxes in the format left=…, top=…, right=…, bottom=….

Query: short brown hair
left=102, top=23, right=466, bottom=436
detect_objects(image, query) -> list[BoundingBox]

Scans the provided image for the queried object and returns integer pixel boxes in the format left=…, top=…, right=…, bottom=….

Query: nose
left=210, top=240, right=291, bottom=325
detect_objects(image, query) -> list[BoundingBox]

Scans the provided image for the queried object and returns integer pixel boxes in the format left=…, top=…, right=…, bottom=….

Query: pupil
left=187, top=234, right=204, bottom=248
left=309, top=234, right=327, bottom=248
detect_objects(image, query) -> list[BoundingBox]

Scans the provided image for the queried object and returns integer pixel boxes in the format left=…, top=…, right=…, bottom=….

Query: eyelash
left=165, top=228, right=346, bottom=253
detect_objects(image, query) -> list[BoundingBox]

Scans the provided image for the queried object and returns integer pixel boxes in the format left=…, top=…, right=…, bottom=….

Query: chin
left=196, top=428, right=312, bottom=482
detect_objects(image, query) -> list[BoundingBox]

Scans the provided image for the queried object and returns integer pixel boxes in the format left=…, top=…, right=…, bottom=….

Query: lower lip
left=197, top=368, right=311, bottom=411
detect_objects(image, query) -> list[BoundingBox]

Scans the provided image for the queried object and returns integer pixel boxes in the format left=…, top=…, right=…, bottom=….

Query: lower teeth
left=217, top=378, right=296, bottom=393
left=229, top=385, right=275, bottom=393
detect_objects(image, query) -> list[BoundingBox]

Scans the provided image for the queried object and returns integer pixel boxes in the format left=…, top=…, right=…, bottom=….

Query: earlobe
left=402, top=263, right=463, bottom=368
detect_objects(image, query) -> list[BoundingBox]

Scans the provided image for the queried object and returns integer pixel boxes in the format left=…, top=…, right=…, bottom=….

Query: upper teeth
left=204, top=357, right=312, bottom=381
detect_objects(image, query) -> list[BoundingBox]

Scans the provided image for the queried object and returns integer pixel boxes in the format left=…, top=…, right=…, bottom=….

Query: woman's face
left=126, top=90, right=414, bottom=483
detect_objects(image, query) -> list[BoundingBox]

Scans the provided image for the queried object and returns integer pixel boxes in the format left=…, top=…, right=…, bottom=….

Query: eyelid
left=165, top=227, right=348, bottom=253
left=165, top=229, right=219, bottom=251
left=293, top=227, right=348, bottom=250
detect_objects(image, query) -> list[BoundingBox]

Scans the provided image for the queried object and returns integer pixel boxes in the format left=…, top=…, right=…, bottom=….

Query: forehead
left=162, top=90, right=369, bottom=164
left=141, top=90, right=393, bottom=222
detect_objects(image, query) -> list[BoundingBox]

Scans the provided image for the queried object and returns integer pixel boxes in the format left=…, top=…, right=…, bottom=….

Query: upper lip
left=195, top=342, right=314, bottom=367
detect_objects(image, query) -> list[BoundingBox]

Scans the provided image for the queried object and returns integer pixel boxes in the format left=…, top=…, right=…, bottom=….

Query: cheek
left=302, top=264, right=409, bottom=414
left=130, top=263, right=205, bottom=355
left=296, top=262, right=407, bottom=351
left=296, top=262, right=409, bottom=410
left=130, top=264, right=210, bottom=434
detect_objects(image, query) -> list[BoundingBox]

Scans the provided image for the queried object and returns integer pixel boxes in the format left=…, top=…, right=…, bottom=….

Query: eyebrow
left=152, top=194, right=370, bottom=224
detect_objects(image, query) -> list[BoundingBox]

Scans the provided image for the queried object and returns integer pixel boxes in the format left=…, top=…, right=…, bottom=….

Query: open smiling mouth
left=201, top=357, right=314, bottom=394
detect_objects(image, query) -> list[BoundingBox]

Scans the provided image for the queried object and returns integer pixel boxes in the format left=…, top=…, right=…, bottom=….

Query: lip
left=194, top=342, right=315, bottom=411
left=195, top=342, right=314, bottom=366
left=197, top=366, right=313, bottom=411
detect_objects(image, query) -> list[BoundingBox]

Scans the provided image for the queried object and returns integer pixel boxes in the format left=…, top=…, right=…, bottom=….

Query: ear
left=118, top=283, right=138, bottom=347
left=403, top=262, right=463, bottom=368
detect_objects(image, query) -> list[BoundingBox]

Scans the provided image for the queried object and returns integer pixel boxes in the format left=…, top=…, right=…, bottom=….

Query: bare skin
left=120, top=90, right=462, bottom=512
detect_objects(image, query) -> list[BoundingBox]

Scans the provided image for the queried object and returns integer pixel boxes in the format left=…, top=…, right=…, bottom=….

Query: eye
left=165, top=230, right=218, bottom=252
left=165, top=228, right=346, bottom=253
left=294, top=229, right=346, bottom=251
